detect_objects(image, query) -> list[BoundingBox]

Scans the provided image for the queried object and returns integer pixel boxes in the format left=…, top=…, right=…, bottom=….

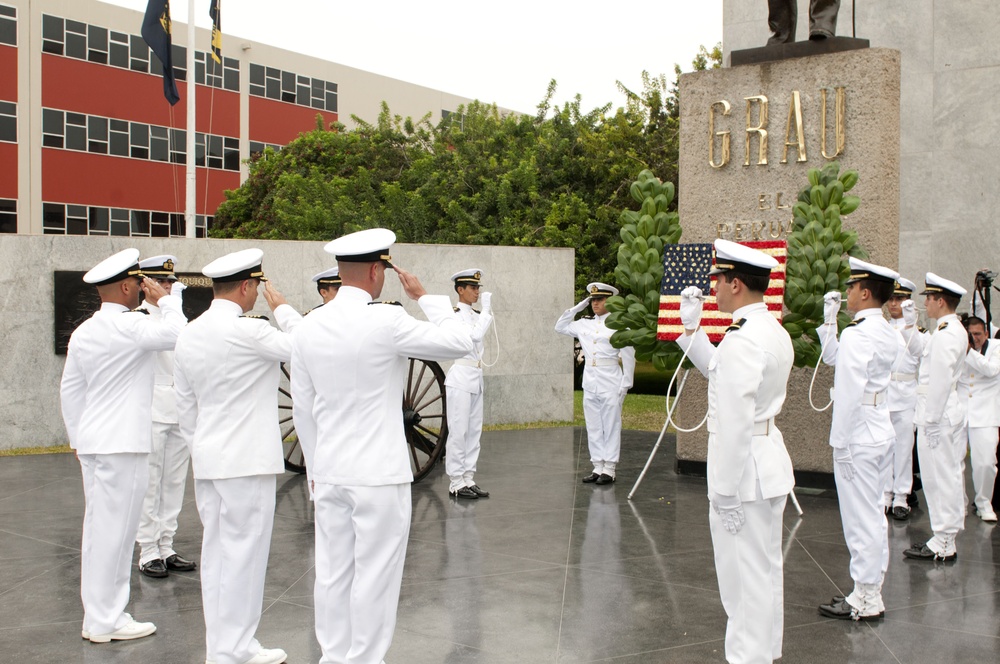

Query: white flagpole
left=184, top=0, right=196, bottom=238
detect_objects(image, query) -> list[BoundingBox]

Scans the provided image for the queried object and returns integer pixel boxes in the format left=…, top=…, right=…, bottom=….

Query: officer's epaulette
left=725, top=317, right=746, bottom=333
left=472, top=308, right=481, bottom=315
left=240, top=314, right=270, bottom=321
left=846, top=317, right=866, bottom=328
left=453, top=306, right=460, bottom=313
left=304, top=302, right=325, bottom=316
left=919, top=326, right=928, bottom=334
left=126, top=308, right=149, bottom=315
left=937, top=321, right=948, bottom=331
left=369, top=300, right=403, bottom=307
left=581, top=314, right=595, bottom=320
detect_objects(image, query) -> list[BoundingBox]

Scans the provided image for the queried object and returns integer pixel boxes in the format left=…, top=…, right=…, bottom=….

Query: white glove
left=834, top=447, right=855, bottom=481
left=618, top=386, right=628, bottom=403
left=823, top=291, right=842, bottom=325
left=170, top=280, right=187, bottom=297
left=571, top=297, right=591, bottom=313
left=711, top=493, right=745, bottom=535
left=924, top=422, right=942, bottom=449
left=480, top=291, right=492, bottom=314
left=680, top=286, right=704, bottom=330
left=901, top=299, right=917, bottom=326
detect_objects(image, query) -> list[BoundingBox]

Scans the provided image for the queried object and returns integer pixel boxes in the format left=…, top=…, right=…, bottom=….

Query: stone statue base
left=731, top=36, right=870, bottom=66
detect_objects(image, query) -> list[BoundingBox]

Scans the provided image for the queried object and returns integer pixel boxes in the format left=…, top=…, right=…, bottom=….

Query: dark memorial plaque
left=53, top=272, right=214, bottom=355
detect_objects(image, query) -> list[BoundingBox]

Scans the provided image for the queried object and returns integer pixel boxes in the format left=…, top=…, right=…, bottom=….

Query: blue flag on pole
left=141, top=0, right=180, bottom=105
left=209, top=0, right=222, bottom=64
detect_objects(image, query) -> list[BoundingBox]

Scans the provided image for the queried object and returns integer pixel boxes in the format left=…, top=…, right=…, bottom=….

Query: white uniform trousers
left=887, top=409, right=915, bottom=502
left=444, top=386, right=484, bottom=492
left=709, top=493, right=787, bottom=664
left=967, top=426, right=999, bottom=513
left=195, top=474, right=276, bottom=664
left=78, top=453, right=148, bottom=636
left=136, top=420, right=190, bottom=565
left=916, top=423, right=966, bottom=552
left=582, top=390, right=622, bottom=476
left=834, top=442, right=891, bottom=585
left=314, top=483, right=411, bottom=664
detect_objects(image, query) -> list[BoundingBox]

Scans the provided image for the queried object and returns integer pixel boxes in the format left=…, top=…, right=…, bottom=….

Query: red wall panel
left=42, top=55, right=238, bottom=135
left=0, top=142, right=16, bottom=198
left=250, top=96, right=337, bottom=145
left=43, top=149, right=238, bottom=214
left=0, top=44, right=15, bottom=102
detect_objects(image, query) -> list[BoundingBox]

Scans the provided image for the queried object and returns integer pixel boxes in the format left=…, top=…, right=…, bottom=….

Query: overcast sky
left=101, top=0, right=722, bottom=115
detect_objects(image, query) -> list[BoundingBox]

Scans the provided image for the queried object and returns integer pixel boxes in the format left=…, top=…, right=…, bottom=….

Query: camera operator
left=972, top=269, right=999, bottom=337
left=958, top=316, right=1000, bottom=522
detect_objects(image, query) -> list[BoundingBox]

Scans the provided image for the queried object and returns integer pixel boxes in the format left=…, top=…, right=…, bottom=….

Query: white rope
left=808, top=326, right=834, bottom=412
left=664, top=335, right=709, bottom=433
left=480, top=315, right=501, bottom=368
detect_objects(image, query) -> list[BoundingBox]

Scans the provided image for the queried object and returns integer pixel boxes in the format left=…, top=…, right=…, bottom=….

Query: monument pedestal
left=675, top=47, right=900, bottom=482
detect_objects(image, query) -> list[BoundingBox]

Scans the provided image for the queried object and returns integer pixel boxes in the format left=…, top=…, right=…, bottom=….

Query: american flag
left=657, top=241, right=787, bottom=342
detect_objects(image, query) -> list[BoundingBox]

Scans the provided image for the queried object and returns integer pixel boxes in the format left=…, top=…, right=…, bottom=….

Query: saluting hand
left=394, top=266, right=427, bottom=300
left=140, top=276, right=169, bottom=306
left=262, top=281, right=289, bottom=310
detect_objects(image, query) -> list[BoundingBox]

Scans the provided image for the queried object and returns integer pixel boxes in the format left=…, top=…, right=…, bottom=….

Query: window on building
left=150, top=125, right=169, bottom=162
left=43, top=203, right=65, bottom=234
left=109, top=31, right=128, bottom=68
left=111, top=208, right=130, bottom=236
left=42, top=109, right=63, bottom=148
left=130, top=33, right=149, bottom=72
left=87, top=116, right=107, bottom=154
left=0, top=4, right=16, bottom=47
left=87, top=24, right=108, bottom=65
left=88, top=206, right=109, bottom=234
left=130, top=121, right=149, bottom=159
left=249, top=62, right=337, bottom=112
left=170, top=129, right=186, bottom=164
left=66, top=204, right=87, bottom=235
left=41, top=14, right=62, bottom=55
left=42, top=203, right=204, bottom=237
left=64, top=19, right=86, bottom=60
left=0, top=198, right=15, bottom=234
left=0, top=101, right=15, bottom=142
left=151, top=211, right=170, bottom=237
left=130, top=210, right=150, bottom=236
left=109, top=119, right=128, bottom=156
left=65, top=112, right=86, bottom=151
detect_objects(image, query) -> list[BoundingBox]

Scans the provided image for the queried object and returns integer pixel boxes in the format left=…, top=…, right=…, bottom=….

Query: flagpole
left=184, top=0, right=196, bottom=238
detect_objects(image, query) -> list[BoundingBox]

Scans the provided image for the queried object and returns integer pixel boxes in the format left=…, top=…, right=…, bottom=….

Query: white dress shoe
left=981, top=509, right=998, bottom=523
left=244, top=647, right=288, bottom=664
left=87, top=617, right=156, bottom=643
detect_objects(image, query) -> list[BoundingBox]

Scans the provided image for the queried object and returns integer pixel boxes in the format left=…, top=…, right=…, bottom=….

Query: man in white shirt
left=904, top=273, right=969, bottom=562
left=60, top=248, right=185, bottom=644
left=134, top=255, right=196, bottom=579
left=555, top=282, right=636, bottom=485
left=444, top=268, right=495, bottom=499
left=174, top=248, right=301, bottom=664
left=291, top=229, right=473, bottom=664
left=816, top=258, right=901, bottom=621
left=676, top=239, right=794, bottom=664
left=959, top=316, right=1000, bottom=522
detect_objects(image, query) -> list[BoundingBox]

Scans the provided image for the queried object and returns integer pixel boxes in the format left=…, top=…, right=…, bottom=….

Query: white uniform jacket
left=290, top=286, right=474, bottom=486
left=887, top=316, right=926, bottom=412
left=677, top=302, right=795, bottom=501
left=174, top=299, right=302, bottom=480
left=959, top=339, right=1000, bottom=428
left=554, top=311, right=636, bottom=395
left=138, top=300, right=186, bottom=424
left=444, top=302, right=493, bottom=394
left=60, top=296, right=186, bottom=454
left=824, top=309, right=900, bottom=449
left=914, top=313, right=969, bottom=428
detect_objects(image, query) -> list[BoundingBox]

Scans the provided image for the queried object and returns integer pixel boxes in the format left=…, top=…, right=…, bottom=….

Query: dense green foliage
left=782, top=162, right=868, bottom=366
left=604, top=170, right=684, bottom=372
left=211, top=46, right=722, bottom=295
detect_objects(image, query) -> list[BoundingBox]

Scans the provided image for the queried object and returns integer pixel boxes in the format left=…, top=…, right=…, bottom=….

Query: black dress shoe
left=907, top=492, right=919, bottom=508
left=903, top=542, right=956, bottom=562
left=595, top=474, right=615, bottom=485
left=449, top=486, right=479, bottom=499
left=164, top=553, right=197, bottom=571
left=139, top=559, right=168, bottom=578
left=818, top=599, right=882, bottom=621
left=581, top=473, right=600, bottom=484
left=891, top=506, right=911, bottom=521
left=468, top=485, right=490, bottom=498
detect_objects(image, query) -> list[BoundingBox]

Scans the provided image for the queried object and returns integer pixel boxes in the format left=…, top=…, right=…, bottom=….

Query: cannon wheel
left=279, top=358, right=449, bottom=483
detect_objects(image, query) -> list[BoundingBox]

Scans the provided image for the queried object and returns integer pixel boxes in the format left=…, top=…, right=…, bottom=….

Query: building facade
left=1, top=0, right=481, bottom=237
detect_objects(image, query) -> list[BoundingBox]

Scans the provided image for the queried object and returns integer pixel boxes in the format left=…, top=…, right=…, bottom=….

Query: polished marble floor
left=1, top=428, right=999, bottom=663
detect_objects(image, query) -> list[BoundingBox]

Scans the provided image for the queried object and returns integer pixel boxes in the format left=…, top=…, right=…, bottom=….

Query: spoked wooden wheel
left=403, top=358, right=449, bottom=483
left=279, top=363, right=305, bottom=474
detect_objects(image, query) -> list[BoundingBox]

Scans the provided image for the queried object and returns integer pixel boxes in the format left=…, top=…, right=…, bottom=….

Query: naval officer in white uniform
left=958, top=316, right=1000, bottom=522
left=444, top=268, right=495, bottom=499
left=815, top=258, right=901, bottom=621
left=883, top=277, right=926, bottom=520
left=60, top=248, right=185, bottom=643
left=675, top=239, right=794, bottom=664
left=133, top=255, right=197, bottom=578
left=174, top=249, right=301, bottom=664
left=904, top=273, right=969, bottom=562
left=555, top=282, right=636, bottom=484
left=312, top=266, right=342, bottom=307
left=290, top=229, right=473, bottom=664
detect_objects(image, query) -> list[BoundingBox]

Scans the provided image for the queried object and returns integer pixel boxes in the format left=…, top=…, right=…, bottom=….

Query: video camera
left=976, top=269, right=997, bottom=288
